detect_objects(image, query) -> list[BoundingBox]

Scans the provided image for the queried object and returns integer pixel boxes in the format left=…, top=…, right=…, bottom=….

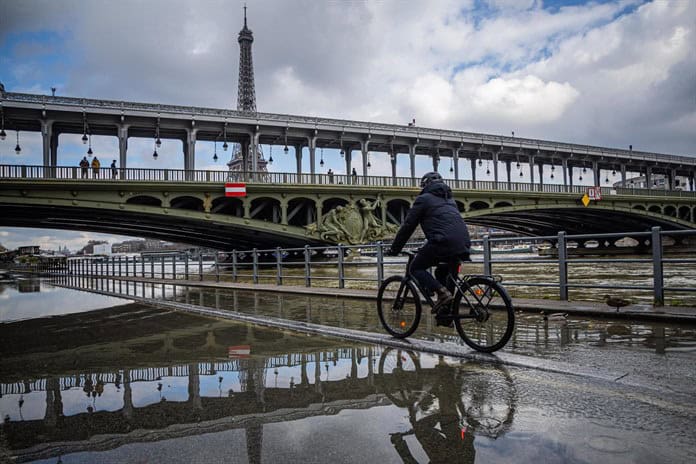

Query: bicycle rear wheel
left=377, top=275, right=422, bottom=338
left=453, top=276, right=514, bottom=353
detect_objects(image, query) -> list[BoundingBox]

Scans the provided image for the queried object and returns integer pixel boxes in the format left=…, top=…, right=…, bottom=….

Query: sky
left=0, top=0, right=694, bottom=250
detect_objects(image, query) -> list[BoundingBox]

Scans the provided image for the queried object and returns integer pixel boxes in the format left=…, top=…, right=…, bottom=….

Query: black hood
left=422, top=181, right=452, bottom=199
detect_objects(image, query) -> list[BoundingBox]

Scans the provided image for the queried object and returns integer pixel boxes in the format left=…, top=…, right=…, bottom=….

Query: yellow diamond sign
left=581, top=193, right=590, bottom=207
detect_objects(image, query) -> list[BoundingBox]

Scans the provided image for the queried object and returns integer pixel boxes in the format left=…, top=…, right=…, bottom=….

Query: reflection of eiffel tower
left=228, top=6, right=268, bottom=174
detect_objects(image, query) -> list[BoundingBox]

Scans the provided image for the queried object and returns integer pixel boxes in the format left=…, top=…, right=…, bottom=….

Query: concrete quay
left=101, top=276, right=696, bottom=324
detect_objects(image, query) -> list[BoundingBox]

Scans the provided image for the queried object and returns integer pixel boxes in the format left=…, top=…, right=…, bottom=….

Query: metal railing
left=53, top=227, right=696, bottom=306
left=2, top=164, right=694, bottom=197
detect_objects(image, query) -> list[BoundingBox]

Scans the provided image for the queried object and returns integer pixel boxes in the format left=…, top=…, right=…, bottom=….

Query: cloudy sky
left=1, top=0, right=694, bottom=250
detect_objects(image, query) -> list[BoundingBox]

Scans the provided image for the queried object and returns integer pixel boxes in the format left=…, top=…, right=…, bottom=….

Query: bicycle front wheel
left=453, top=276, right=515, bottom=353
left=377, top=275, right=422, bottom=338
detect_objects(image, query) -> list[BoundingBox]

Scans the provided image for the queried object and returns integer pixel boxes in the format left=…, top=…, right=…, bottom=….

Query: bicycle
left=377, top=251, right=515, bottom=353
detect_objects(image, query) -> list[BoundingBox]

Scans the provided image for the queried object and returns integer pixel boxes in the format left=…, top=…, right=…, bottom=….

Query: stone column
left=50, top=129, right=60, bottom=167
left=432, top=152, right=439, bottom=172
left=308, top=136, right=317, bottom=177
left=669, top=168, right=676, bottom=190
left=344, top=147, right=352, bottom=182
left=562, top=158, right=569, bottom=187
left=646, top=165, right=652, bottom=188
left=361, top=139, right=370, bottom=179
left=118, top=124, right=128, bottom=176
left=470, top=158, right=477, bottom=188
left=295, top=144, right=303, bottom=178
left=185, top=128, right=197, bottom=178
left=409, top=143, right=417, bottom=186
left=593, top=160, right=600, bottom=186
left=493, top=151, right=500, bottom=185
left=453, top=149, right=460, bottom=185
left=390, top=151, right=397, bottom=185
left=41, top=119, right=52, bottom=166
left=538, top=161, right=544, bottom=187
left=621, top=163, right=627, bottom=186
left=251, top=131, right=260, bottom=178
left=506, top=160, right=512, bottom=189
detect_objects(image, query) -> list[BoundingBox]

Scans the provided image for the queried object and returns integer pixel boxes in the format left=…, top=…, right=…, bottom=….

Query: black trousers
left=409, top=242, right=469, bottom=294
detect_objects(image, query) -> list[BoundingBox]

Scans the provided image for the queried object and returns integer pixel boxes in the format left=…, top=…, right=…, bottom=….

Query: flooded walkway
left=1, top=279, right=696, bottom=463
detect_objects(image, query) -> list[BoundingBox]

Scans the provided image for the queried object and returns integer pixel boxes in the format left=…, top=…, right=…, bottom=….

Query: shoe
left=435, top=310, right=454, bottom=328
left=433, top=287, right=453, bottom=311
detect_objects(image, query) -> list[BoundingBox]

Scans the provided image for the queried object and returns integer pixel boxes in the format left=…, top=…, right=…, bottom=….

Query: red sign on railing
left=225, top=183, right=247, bottom=197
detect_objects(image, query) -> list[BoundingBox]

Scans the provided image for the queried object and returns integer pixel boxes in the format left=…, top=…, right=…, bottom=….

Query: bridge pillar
left=409, top=143, right=417, bottom=186
left=562, top=157, right=569, bottom=187
left=308, top=135, right=317, bottom=177
left=593, top=160, right=600, bottom=186
left=280, top=200, right=288, bottom=225
left=184, top=128, right=197, bottom=178
left=361, top=139, right=370, bottom=180
left=537, top=160, right=544, bottom=187
left=41, top=119, right=52, bottom=167
left=294, top=144, right=303, bottom=177
left=50, top=129, right=59, bottom=169
left=669, top=168, right=676, bottom=190
left=646, top=165, right=652, bottom=188
left=529, top=152, right=535, bottom=186
left=344, top=147, right=352, bottom=182
left=621, top=163, right=627, bottom=186
left=432, top=150, right=439, bottom=172
left=453, top=148, right=460, bottom=186
left=470, top=158, right=477, bottom=188
left=188, top=363, right=202, bottom=410
left=118, top=124, right=128, bottom=176
left=390, top=150, right=397, bottom=185
left=505, top=160, right=512, bottom=189
left=493, top=150, right=500, bottom=185
left=251, top=131, right=260, bottom=179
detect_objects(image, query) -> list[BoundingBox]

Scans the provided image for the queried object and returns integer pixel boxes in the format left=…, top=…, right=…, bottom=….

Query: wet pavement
left=1, top=278, right=696, bottom=463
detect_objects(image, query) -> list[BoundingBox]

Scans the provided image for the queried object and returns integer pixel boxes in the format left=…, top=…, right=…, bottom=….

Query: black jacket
left=391, top=182, right=471, bottom=255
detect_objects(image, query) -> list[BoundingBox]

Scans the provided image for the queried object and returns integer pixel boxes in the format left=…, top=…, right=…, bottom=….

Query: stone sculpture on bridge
left=305, top=196, right=398, bottom=244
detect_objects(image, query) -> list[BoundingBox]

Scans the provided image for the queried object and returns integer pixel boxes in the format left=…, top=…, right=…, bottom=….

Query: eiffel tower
left=228, top=5, right=268, bottom=174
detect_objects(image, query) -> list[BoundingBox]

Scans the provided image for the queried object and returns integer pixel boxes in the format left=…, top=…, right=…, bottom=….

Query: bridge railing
left=2, top=164, right=695, bottom=196
left=57, top=227, right=696, bottom=306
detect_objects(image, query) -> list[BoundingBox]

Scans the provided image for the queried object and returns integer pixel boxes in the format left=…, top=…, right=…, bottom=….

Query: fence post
left=276, top=247, right=283, bottom=286
left=482, top=235, right=492, bottom=276
left=185, top=254, right=189, bottom=280
left=652, top=226, right=664, bottom=306
left=141, top=256, right=145, bottom=277
left=150, top=257, right=155, bottom=279
left=197, top=253, right=203, bottom=281
left=558, top=231, right=568, bottom=301
left=119, top=256, right=123, bottom=277
left=376, top=241, right=384, bottom=284
left=304, top=245, right=311, bottom=287
left=215, top=253, right=220, bottom=282
left=232, top=251, right=238, bottom=282
left=337, top=244, right=345, bottom=289
left=125, top=256, right=129, bottom=277
left=252, top=249, right=259, bottom=284
left=161, top=255, right=165, bottom=279
left=172, top=255, right=177, bottom=280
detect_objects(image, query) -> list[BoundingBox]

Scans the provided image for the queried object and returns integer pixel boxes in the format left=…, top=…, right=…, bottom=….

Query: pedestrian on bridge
left=91, top=157, right=101, bottom=178
left=79, top=156, right=89, bottom=179
left=328, top=168, right=334, bottom=184
left=110, top=160, right=118, bottom=179
left=351, top=167, right=358, bottom=184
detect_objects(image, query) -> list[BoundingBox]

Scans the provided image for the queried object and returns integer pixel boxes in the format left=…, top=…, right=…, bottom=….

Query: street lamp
left=87, top=133, right=93, bottom=156
left=268, top=145, right=273, bottom=165
left=14, top=130, right=21, bottom=155
left=0, top=105, right=6, bottom=141
left=213, top=139, right=218, bottom=162
left=82, top=111, right=88, bottom=144
left=319, top=147, right=324, bottom=168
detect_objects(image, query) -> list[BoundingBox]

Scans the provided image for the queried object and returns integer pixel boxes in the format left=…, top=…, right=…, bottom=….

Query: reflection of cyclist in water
left=381, top=350, right=515, bottom=464
left=390, top=357, right=476, bottom=463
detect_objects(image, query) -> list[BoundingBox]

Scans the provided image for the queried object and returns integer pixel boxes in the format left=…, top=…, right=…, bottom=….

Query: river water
left=1, top=277, right=696, bottom=463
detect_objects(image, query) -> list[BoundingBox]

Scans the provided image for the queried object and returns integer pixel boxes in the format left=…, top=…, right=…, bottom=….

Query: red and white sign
left=225, top=183, right=247, bottom=197
left=228, top=345, right=251, bottom=359
left=587, top=187, right=602, bottom=201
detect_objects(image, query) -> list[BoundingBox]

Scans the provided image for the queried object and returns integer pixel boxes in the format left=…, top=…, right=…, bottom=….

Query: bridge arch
left=211, top=196, right=243, bottom=217
left=386, top=199, right=411, bottom=226
left=633, top=205, right=646, bottom=211
left=469, top=200, right=490, bottom=211
left=648, top=205, right=662, bottom=214
left=494, top=201, right=513, bottom=208
left=455, top=200, right=466, bottom=213
left=126, top=195, right=162, bottom=207
left=287, top=197, right=317, bottom=227
left=678, top=206, right=691, bottom=221
left=250, top=197, right=281, bottom=223
left=170, top=195, right=204, bottom=212
left=322, top=197, right=349, bottom=212
left=664, top=205, right=677, bottom=217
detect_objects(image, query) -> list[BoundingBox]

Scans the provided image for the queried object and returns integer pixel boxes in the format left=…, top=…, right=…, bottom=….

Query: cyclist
left=387, top=172, right=471, bottom=326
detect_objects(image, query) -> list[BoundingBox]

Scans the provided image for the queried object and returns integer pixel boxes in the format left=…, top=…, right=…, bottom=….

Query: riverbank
left=78, top=276, right=696, bottom=324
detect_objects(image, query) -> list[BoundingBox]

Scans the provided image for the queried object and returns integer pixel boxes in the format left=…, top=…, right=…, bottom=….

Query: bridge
left=1, top=166, right=695, bottom=248
left=1, top=90, right=695, bottom=247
